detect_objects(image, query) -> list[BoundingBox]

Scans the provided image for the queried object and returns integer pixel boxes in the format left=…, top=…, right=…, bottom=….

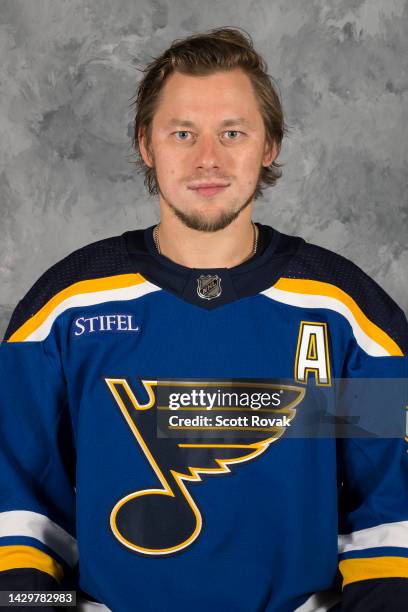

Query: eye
left=224, top=130, right=243, bottom=140
left=173, top=131, right=191, bottom=140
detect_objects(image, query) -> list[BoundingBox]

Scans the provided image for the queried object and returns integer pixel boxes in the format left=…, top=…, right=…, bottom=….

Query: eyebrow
left=166, top=117, right=254, bottom=129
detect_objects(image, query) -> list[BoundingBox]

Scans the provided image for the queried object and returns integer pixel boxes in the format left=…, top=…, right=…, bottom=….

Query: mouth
left=189, top=185, right=229, bottom=197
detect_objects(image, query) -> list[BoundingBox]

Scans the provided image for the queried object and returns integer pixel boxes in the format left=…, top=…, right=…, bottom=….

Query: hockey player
left=1, top=27, right=407, bottom=611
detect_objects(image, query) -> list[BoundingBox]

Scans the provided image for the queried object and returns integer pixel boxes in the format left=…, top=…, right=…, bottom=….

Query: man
left=0, top=27, right=407, bottom=612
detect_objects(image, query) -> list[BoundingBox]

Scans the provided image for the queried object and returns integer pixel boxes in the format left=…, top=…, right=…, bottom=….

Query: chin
left=178, top=208, right=242, bottom=233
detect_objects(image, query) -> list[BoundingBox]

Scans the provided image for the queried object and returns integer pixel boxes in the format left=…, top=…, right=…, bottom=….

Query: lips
left=188, top=182, right=230, bottom=197
left=188, top=182, right=230, bottom=189
left=191, top=185, right=229, bottom=197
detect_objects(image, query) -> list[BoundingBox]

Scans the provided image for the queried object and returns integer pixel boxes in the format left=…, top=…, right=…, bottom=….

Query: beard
left=156, top=176, right=259, bottom=233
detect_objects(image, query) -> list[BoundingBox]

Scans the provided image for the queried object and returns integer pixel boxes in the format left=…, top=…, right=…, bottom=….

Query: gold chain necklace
left=153, top=221, right=259, bottom=264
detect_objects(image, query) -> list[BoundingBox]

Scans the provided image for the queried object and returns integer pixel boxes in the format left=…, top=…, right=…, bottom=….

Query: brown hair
left=130, top=27, right=288, bottom=200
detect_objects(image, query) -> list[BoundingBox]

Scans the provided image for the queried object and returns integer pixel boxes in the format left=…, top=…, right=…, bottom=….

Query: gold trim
left=0, top=545, right=63, bottom=582
left=340, top=556, right=408, bottom=587
left=275, top=278, right=403, bottom=356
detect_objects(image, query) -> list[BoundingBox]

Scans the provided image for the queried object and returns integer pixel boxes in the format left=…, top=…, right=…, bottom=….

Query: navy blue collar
left=123, top=223, right=304, bottom=310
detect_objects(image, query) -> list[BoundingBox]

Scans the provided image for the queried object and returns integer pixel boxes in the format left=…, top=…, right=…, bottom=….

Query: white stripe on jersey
left=338, top=519, right=408, bottom=553
left=294, top=589, right=341, bottom=611
left=0, top=510, right=78, bottom=567
left=262, top=286, right=390, bottom=356
left=26, top=280, right=161, bottom=341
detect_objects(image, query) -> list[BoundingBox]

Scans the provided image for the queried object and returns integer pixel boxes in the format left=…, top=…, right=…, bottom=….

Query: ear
left=138, top=127, right=154, bottom=168
left=262, top=139, right=279, bottom=167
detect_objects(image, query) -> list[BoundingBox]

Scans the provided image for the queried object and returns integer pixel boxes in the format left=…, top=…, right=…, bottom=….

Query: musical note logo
left=105, top=378, right=304, bottom=556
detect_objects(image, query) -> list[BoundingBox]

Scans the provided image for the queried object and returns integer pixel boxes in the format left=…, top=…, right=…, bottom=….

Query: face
left=139, top=68, right=278, bottom=232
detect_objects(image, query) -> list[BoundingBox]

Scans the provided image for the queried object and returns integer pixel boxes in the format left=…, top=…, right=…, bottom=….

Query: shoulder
left=275, top=235, right=408, bottom=356
left=3, top=233, right=135, bottom=341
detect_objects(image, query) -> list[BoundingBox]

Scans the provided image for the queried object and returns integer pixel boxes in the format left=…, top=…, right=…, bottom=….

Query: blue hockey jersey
left=0, top=222, right=407, bottom=611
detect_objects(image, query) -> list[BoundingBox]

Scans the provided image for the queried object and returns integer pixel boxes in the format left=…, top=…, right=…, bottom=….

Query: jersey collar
left=123, top=223, right=304, bottom=310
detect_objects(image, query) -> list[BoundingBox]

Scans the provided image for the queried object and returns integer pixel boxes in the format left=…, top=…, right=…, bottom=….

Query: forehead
left=154, top=68, right=262, bottom=125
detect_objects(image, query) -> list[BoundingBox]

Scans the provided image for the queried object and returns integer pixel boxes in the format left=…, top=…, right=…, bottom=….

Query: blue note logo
left=105, top=377, right=304, bottom=556
left=73, top=314, right=140, bottom=336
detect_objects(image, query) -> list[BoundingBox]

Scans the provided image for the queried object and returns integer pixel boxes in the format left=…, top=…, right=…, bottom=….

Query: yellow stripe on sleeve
left=0, top=545, right=64, bottom=582
left=339, top=556, right=408, bottom=587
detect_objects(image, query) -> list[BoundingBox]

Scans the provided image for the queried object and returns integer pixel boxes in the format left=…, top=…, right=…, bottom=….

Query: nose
left=194, top=133, right=223, bottom=170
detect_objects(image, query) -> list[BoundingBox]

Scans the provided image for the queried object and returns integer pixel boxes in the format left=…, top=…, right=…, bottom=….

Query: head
left=131, top=27, right=288, bottom=232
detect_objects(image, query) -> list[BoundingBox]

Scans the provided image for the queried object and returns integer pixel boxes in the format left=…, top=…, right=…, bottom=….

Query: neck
left=155, top=207, right=257, bottom=269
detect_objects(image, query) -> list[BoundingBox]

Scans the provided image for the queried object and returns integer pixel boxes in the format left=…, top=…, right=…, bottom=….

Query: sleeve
left=336, top=288, right=408, bottom=611
left=0, top=295, right=78, bottom=600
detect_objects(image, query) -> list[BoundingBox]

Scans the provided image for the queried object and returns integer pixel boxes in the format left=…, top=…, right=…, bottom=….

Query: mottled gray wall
left=1, top=0, right=407, bottom=336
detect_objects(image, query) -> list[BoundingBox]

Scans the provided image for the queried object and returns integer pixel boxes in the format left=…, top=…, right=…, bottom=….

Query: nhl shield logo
left=196, top=274, right=222, bottom=300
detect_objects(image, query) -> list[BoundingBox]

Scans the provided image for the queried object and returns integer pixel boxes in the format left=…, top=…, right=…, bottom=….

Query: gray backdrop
left=1, top=0, right=407, bottom=338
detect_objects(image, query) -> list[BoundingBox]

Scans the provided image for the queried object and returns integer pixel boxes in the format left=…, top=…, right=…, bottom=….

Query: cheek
left=238, top=143, right=263, bottom=165
left=156, top=144, right=184, bottom=170
left=236, top=150, right=263, bottom=177
left=151, top=146, right=174, bottom=174
left=154, top=159, right=180, bottom=188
